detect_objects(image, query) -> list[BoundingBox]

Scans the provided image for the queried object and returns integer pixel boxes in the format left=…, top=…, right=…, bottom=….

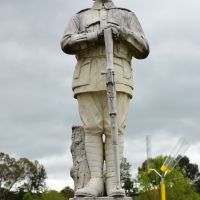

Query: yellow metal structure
left=146, top=137, right=189, bottom=200
left=147, top=168, right=152, bottom=174
left=161, top=165, right=170, bottom=173
left=160, top=182, right=166, bottom=200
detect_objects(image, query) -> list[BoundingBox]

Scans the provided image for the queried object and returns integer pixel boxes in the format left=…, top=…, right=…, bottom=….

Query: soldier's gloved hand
left=97, top=29, right=104, bottom=38
left=105, top=24, right=120, bottom=39
left=99, top=24, right=121, bottom=40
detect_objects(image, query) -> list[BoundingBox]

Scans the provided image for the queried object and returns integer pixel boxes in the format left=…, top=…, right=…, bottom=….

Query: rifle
left=102, top=28, right=121, bottom=190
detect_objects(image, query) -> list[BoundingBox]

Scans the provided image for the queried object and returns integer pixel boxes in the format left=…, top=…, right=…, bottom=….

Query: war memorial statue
left=61, top=0, right=149, bottom=198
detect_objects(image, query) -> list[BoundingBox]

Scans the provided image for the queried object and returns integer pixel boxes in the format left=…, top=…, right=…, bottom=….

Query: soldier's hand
left=97, top=29, right=104, bottom=38
left=99, top=24, right=121, bottom=39
left=105, top=24, right=120, bottom=39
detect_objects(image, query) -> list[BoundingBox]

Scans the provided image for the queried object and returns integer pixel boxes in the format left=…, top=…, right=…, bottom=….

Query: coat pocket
left=73, top=59, right=91, bottom=87
left=122, top=59, right=132, bottom=79
left=114, top=58, right=132, bottom=83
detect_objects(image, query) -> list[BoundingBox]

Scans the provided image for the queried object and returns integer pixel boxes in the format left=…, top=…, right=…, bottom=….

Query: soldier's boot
left=75, top=133, right=104, bottom=197
left=105, top=135, right=125, bottom=197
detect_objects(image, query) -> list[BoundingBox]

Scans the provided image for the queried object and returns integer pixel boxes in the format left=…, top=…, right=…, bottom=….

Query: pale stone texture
left=61, top=0, right=149, bottom=197
left=71, top=126, right=90, bottom=191
left=61, top=1, right=149, bottom=99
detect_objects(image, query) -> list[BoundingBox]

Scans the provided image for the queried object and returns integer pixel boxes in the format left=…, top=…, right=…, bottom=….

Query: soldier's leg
left=75, top=92, right=104, bottom=197
left=103, top=92, right=130, bottom=196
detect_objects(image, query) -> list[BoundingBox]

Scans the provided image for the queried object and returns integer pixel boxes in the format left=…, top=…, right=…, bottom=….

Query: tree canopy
left=0, top=152, right=47, bottom=200
left=61, top=186, right=74, bottom=199
left=120, top=157, right=138, bottom=196
left=179, top=156, right=200, bottom=194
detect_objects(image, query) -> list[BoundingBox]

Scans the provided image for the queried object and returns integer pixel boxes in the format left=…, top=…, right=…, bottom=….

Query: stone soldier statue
left=61, top=0, right=149, bottom=197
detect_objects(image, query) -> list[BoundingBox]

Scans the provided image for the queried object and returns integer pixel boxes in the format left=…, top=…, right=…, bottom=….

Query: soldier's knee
left=104, top=126, right=124, bottom=136
left=84, top=123, right=103, bottom=134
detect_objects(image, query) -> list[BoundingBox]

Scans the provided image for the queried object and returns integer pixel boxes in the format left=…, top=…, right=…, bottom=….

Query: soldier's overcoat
left=61, top=2, right=149, bottom=98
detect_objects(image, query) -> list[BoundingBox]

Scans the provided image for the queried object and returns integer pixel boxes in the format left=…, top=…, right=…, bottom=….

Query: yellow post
left=160, top=182, right=166, bottom=200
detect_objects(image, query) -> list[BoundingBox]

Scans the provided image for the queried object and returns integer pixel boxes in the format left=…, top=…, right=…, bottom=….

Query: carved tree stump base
left=71, top=126, right=90, bottom=191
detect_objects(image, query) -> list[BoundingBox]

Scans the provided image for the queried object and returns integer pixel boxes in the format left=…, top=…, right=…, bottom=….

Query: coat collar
left=92, top=1, right=115, bottom=10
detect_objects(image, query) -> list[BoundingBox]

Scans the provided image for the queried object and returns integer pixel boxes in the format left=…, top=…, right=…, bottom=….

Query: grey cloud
left=1, top=0, right=200, bottom=190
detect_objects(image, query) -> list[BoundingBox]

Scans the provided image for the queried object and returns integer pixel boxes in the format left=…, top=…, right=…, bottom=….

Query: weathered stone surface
left=61, top=0, right=150, bottom=197
left=61, top=0, right=149, bottom=98
left=70, top=126, right=90, bottom=191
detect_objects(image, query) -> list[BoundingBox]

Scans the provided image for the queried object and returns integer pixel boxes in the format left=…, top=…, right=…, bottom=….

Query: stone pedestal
left=70, top=197, right=132, bottom=200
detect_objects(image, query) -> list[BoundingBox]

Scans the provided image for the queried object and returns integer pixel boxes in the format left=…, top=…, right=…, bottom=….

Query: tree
left=196, top=179, right=200, bottom=195
left=120, top=157, right=135, bottom=196
left=135, top=156, right=200, bottom=200
left=0, top=153, right=26, bottom=200
left=120, top=157, right=132, bottom=183
left=178, top=156, right=200, bottom=194
left=22, top=190, right=67, bottom=200
left=40, top=190, right=66, bottom=200
left=0, top=152, right=47, bottom=199
left=23, top=192, right=33, bottom=200
left=21, top=160, right=47, bottom=195
left=61, top=186, right=74, bottom=199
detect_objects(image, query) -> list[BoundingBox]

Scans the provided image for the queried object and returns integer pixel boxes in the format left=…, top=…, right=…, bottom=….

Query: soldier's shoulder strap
left=77, top=8, right=91, bottom=14
left=110, top=7, right=133, bottom=13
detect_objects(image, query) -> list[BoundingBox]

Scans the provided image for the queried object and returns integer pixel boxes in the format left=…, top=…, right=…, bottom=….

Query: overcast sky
left=0, top=0, right=200, bottom=191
